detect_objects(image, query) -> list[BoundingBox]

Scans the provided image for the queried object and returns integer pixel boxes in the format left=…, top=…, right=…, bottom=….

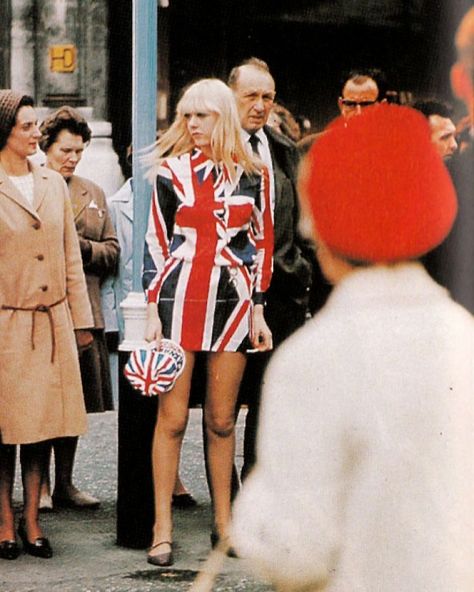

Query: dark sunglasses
left=340, top=99, right=377, bottom=108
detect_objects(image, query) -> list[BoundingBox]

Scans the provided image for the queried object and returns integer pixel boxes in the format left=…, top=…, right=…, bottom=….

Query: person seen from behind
left=232, top=103, right=474, bottom=592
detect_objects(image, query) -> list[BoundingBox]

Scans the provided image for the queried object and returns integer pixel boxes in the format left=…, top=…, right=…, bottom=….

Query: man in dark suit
left=422, top=8, right=474, bottom=315
left=228, top=58, right=329, bottom=479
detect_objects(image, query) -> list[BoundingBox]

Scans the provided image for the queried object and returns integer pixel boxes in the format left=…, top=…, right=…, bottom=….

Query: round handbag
left=124, top=339, right=185, bottom=396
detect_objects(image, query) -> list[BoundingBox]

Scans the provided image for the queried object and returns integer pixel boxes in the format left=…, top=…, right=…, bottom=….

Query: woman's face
left=46, top=129, right=85, bottom=179
left=184, top=110, right=218, bottom=156
left=5, top=106, right=41, bottom=159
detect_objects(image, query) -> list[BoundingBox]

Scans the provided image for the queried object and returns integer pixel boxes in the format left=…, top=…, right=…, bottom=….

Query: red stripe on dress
left=218, top=298, right=250, bottom=351
left=179, top=162, right=220, bottom=350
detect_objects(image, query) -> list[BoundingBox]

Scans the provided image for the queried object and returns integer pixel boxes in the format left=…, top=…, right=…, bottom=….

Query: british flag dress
left=143, top=149, right=273, bottom=352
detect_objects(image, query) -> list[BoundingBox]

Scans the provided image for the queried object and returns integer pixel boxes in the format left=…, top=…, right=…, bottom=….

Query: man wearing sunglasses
left=338, top=68, right=387, bottom=119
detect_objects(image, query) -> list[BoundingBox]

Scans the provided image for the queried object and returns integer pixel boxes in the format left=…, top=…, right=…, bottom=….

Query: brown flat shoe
left=147, top=541, right=174, bottom=567
left=52, top=489, right=100, bottom=510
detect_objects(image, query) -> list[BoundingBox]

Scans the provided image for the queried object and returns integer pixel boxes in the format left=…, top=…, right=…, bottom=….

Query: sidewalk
left=1, top=410, right=272, bottom=592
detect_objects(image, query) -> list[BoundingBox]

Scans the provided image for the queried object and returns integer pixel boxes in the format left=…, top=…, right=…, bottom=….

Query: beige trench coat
left=0, top=162, right=93, bottom=444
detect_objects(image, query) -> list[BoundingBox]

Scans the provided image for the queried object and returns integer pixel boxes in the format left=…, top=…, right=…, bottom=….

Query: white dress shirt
left=242, top=128, right=275, bottom=210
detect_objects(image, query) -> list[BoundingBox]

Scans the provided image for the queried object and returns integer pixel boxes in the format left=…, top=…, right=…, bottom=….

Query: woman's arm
left=250, top=303, right=273, bottom=351
left=251, top=166, right=274, bottom=304
left=250, top=167, right=274, bottom=351
left=142, top=171, right=177, bottom=298
left=143, top=169, right=178, bottom=342
left=145, top=301, right=163, bottom=344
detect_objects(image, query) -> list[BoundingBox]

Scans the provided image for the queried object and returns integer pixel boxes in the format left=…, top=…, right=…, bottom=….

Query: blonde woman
left=143, top=78, right=274, bottom=566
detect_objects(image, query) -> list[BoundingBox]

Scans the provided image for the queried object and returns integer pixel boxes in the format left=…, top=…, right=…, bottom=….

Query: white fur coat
left=232, top=263, right=474, bottom=592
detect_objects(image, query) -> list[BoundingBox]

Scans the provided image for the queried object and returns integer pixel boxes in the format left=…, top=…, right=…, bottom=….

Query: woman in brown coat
left=0, top=91, right=93, bottom=559
left=38, top=106, right=119, bottom=510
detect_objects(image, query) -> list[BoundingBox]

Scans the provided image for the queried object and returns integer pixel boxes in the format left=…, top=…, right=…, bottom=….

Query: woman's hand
left=75, top=329, right=94, bottom=354
left=250, top=304, right=273, bottom=352
left=145, top=302, right=163, bottom=345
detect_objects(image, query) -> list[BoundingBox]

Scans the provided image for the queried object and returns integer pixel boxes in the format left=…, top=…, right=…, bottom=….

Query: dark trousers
left=238, top=296, right=308, bottom=480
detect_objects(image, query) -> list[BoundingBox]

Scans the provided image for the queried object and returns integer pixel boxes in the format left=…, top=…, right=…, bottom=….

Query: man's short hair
left=228, top=57, right=272, bottom=88
left=340, top=68, right=388, bottom=101
left=412, top=99, right=453, bottom=120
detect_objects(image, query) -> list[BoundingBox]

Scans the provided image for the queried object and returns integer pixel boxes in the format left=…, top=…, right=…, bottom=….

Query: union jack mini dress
left=143, top=149, right=273, bottom=352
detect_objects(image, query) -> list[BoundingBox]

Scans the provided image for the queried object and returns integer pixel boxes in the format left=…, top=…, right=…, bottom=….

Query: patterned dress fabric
left=143, top=149, right=273, bottom=353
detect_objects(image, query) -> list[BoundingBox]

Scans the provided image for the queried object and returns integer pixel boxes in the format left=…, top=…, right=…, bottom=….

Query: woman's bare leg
left=205, top=351, right=246, bottom=539
left=149, top=352, right=195, bottom=556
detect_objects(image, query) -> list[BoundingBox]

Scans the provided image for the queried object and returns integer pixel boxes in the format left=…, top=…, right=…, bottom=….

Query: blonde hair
left=145, top=78, right=259, bottom=181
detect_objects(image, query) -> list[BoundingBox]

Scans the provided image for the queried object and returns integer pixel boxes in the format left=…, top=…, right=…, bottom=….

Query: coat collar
left=327, top=262, right=448, bottom=310
left=67, top=174, right=91, bottom=220
left=0, top=160, right=48, bottom=220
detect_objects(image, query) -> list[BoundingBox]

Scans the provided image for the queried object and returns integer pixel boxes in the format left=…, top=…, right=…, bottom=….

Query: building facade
left=1, top=0, right=472, bottom=177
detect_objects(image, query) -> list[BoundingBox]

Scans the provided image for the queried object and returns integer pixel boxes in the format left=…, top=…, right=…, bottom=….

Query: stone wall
left=8, top=0, right=108, bottom=119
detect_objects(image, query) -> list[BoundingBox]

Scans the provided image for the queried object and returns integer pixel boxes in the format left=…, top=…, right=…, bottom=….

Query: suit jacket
left=264, top=126, right=312, bottom=313
left=424, top=147, right=474, bottom=314
left=68, top=175, right=120, bottom=329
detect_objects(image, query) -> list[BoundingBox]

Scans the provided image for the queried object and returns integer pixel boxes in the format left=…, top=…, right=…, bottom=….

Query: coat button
left=32, top=221, right=41, bottom=230
left=36, top=254, right=44, bottom=261
left=40, top=285, right=48, bottom=292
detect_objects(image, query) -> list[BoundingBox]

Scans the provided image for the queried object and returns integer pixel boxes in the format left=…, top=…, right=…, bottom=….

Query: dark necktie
left=248, top=134, right=260, bottom=156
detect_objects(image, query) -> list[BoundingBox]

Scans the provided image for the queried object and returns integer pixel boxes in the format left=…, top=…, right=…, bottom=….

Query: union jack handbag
left=124, top=339, right=185, bottom=396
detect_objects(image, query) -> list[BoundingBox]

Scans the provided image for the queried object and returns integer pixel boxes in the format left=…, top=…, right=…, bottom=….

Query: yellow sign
left=49, top=45, right=77, bottom=73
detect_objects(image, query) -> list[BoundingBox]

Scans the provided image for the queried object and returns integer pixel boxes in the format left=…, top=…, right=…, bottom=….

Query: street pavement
left=1, top=409, right=272, bottom=592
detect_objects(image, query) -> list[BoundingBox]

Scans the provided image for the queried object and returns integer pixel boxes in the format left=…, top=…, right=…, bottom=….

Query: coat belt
left=1, top=295, right=67, bottom=363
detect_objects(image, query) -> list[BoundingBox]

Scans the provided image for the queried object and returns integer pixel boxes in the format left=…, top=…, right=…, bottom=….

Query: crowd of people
left=0, top=6, right=473, bottom=591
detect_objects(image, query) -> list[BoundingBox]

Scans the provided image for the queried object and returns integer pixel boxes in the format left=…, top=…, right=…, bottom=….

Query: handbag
left=124, top=339, right=185, bottom=396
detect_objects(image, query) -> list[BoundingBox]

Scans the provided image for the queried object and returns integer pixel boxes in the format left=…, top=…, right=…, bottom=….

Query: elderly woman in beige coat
left=0, top=91, right=93, bottom=560
left=37, top=106, right=119, bottom=512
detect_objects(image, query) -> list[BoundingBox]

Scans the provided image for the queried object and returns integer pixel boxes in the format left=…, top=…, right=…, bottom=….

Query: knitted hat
left=301, top=104, right=457, bottom=263
left=0, top=90, right=27, bottom=136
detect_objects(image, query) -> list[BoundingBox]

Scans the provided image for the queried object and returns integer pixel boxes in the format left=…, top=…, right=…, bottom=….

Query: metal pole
left=132, top=0, right=158, bottom=292
left=116, top=0, right=159, bottom=548
left=119, top=0, right=157, bottom=352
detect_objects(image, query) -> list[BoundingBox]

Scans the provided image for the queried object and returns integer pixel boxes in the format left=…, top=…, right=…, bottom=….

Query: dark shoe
left=52, top=489, right=100, bottom=510
left=210, top=530, right=237, bottom=558
left=0, top=540, right=20, bottom=560
left=147, top=541, right=174, bottom=567
left=172, top=492, right=197, bottom=509
left=18, top=519, right=53, bottom=559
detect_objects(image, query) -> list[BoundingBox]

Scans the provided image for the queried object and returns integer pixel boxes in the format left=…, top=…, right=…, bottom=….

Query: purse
left=124, top=339, right=185, bottom=396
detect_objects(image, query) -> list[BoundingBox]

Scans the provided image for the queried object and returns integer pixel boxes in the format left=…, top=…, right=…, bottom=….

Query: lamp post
left=116, top=0, right=158, bottom=549
left=119, top=0, right=158, bottom=350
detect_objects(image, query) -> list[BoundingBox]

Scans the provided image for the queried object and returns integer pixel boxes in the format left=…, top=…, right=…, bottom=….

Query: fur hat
left=300, top=104, right=457, bottom=263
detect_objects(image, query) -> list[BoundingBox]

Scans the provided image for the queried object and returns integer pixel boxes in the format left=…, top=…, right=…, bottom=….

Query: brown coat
left=68, top=175, right=119, bottom=328
left=0, top=162, right=93, bottom=444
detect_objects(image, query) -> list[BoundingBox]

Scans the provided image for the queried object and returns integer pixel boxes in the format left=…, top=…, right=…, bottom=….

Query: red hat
left=301, top=104, right=457, bottom=263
